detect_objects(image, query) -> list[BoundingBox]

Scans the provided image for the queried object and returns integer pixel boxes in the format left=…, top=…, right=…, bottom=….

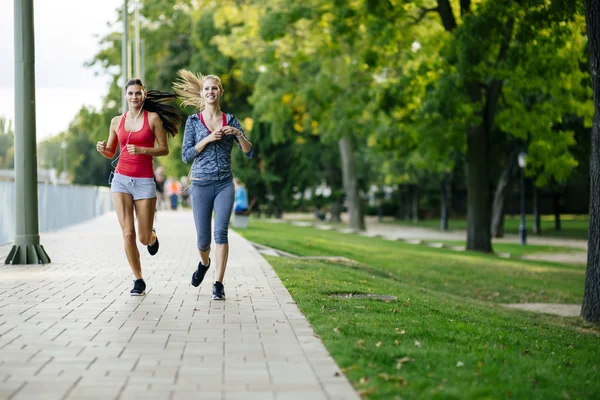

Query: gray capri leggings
left=191, top=178, right=234, bottom=251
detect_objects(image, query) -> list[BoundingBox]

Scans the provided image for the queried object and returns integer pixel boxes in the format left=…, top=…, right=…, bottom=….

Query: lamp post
left=518, top=152, right=527, bottom=245
left=61, top=141, right=67, bottom=173
left=6, top=0, right=50, bottom=264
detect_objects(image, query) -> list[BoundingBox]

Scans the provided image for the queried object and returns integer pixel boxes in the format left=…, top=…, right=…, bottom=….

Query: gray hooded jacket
left=181, top=113, right=254, bottom=181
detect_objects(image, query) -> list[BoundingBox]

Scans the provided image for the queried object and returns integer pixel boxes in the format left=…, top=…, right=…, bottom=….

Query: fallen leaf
left=394, top=340, right=399, bottom=345
left=357, top=338, right=364, bottom=348
left=358, top=387, right=376, bottom=395
left=378, top=373, right=407, bottom=385
left=456, top=361, right=464, bottom=367
left=396, top=357, right=411, bottom=369
left=380, top=373, right=394, bottom=381
left=376, top=341, right=382, bottom=347
left=414, top=340, right=422, bottom=348
left=392, top=309, right=399, bottom=313
left=359, top=377, right=370, bottom=384
left=333, top=327, right=340, bottom=334
left=334, top=371, right=341, bottom=377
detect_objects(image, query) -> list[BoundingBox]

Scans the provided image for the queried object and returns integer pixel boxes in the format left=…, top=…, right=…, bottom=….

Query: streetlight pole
left=134, top=0, right=141, bottom=79
left=61, top=141, right=67, bottom=173
left=6, top=0, right=50, bottom=264
left=518, top=152, right=527, bottom=245
left=121, top=0, right=128, bottom=113
left=440, top=178, right=448, bottom=231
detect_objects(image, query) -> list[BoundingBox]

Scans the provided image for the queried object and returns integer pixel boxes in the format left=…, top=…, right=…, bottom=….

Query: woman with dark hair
left=96, top=78, right=181, bottom=296
left=174, top=70, right=254, bottom=300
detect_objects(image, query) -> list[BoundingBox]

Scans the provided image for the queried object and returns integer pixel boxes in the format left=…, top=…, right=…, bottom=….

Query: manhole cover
left=331, top=293, right=397, bottom=301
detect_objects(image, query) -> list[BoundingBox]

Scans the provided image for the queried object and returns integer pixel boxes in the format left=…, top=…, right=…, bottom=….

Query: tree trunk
left=326, top=158, right=343, bottom=223
left=411, top=186, right=419, bottom=223
left=533, top=182, right=541, bottom=234
left=338, top=136, right=365, bottom=231
left=491, top=151, right=518, bottom=238
left=582, top=0, right=600, bottom=325
left=554, top=192, right=562, bottom=231
left=329, top=200, right=342, bottom=222
left=403, top=191, right=411, bottom=220
left=466, top=124, right=492, bottom=252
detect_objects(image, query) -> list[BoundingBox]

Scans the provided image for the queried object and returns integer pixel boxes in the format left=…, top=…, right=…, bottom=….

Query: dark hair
left=126, top=78, right=182, bottom=137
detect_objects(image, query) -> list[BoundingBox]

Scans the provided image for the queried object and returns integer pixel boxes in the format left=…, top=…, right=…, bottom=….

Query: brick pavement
left=0, top=211, right=359, bottom=400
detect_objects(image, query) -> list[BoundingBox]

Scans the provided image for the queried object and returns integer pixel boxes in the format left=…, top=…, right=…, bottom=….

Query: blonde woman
left=174, top=70, right=254, bottom=300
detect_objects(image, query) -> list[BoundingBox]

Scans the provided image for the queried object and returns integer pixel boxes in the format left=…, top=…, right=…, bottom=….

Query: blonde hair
left=173, top=69, right=223, bottom=111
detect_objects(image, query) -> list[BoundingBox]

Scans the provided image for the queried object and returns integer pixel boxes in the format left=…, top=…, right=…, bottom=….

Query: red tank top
left=115, top=110, right=155, bottom=178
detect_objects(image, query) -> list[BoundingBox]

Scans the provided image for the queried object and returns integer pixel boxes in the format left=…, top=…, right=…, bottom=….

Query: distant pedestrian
left=233, top=178, right=249, bottom=214
left=96, top=78, right=181, bottom=296
left=154, top=166, right=166, bottom=210
left=174, top=69, right=254, bottom=300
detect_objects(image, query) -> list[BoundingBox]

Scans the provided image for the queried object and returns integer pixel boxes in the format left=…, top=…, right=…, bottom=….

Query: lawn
left=236, top=219, right=599, bottom=399
left=387, top=215, right=589, bottom=240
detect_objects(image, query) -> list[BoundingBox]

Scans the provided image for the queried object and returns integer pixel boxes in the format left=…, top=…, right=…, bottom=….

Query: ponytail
left=126, top=78, right=182, bottom=137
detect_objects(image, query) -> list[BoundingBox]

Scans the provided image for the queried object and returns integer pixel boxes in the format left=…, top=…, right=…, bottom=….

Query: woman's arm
left=126, top=112, right=169, bottom=156
left=96, top=116, right=120, bottom=159
left=223, top=116, right=254, bottom=158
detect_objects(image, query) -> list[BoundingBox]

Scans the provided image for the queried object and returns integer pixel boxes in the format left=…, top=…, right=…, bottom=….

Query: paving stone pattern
left=0, top=211, right=359, bottom=400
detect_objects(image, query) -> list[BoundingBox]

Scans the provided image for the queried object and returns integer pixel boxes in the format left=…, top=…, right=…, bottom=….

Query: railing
left=0, top=182, right=113, bottom=246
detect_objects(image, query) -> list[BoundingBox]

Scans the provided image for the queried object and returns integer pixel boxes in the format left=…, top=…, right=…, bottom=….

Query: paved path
left=0, top=211, right=358, bottom=400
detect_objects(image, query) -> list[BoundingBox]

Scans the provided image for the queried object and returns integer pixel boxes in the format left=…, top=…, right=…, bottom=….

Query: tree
left=402, top=0, right=585, bottom=252
left=582, top=0, right=600, bottom=325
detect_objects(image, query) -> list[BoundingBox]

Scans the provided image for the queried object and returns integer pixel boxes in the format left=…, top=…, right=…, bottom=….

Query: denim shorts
left=110, top=173, right=156, bottom=200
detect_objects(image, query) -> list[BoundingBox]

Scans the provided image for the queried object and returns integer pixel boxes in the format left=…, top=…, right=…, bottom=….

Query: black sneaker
left=130, top=279, right=146, bottom=296
left=212, top=281, right=225, bottom=300
left=191, top=258, right=210, bottom=287
left=147, top=229, right=159, bottom=256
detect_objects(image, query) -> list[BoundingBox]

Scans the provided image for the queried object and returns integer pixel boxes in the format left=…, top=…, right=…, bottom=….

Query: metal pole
left=61, top=142, right=67, bottom=173
left=140, top=38, right=145, bottom=83
left=134, top=0, right=141, bottom=79
left=519, top=169, right=527, bottom=245
left=121, top=0, right=128, bottom=113
left=441, top=180, right=448, bottom=231
left=6, top=0, right=50, bottom=264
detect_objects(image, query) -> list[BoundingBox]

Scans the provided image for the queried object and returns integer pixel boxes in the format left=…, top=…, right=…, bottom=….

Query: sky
left=0, top=0, right=124, bottom=142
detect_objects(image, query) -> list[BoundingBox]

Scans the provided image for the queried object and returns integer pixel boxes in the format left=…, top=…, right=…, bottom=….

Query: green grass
left=388, top=215, right=589, bottom=240
left=236, top=219, right=599, bottom=399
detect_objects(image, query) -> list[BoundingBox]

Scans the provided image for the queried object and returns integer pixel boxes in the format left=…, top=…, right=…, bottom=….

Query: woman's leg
left=213, top=180, right=235, bottom=283
left=112, top=192, right=142, bottom=279
left=134, top=198, right=157, bottom=246
left=191, top=183, right=215, bottom=265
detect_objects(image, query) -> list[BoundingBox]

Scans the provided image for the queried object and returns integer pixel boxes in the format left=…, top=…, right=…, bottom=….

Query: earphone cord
left=108, top=109, right=142, bottom=184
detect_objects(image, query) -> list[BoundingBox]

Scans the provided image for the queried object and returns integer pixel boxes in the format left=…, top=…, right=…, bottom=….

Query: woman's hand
left=127, top=144, right=142, bottom=154
left=221, top=126, right=242, bottom=138
left=96, top=141, right=107, bottom=153
left=205, top=130, right=224, bottom=142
